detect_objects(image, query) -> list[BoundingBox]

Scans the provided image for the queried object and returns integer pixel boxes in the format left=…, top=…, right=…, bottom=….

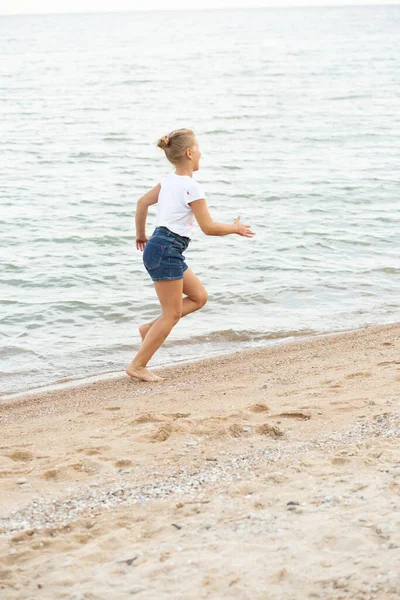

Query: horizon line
left=1, top=2, right=399, bottom=18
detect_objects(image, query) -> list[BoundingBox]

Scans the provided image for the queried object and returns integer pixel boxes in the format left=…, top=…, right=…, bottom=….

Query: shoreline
left=2, top=320, right=394, bottom=404
left=1, top=321, right=399, bottom=599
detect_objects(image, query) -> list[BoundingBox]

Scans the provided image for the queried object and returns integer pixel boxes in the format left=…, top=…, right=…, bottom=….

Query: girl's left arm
left=135, top=184, right=161, bottom=251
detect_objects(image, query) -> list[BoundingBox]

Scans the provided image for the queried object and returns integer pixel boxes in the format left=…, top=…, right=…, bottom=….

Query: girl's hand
left=233, top=216, right=255, bottom=238
left=136, top=236, right=149, bottom=251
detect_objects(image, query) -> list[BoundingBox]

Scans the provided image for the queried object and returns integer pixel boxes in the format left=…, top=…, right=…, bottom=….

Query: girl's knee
left=189, top=293, right=207, bottom=310
left=200, top=290, right=208, bottom=306
left=165, top=310, right=182, bottom=324
left=199, top=290, right=208, bottom=307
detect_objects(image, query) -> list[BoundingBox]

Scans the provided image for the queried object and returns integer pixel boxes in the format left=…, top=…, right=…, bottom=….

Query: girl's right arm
left=135, top=184, right=161, bottom=251
left=189, top=199, right=255, bottom=238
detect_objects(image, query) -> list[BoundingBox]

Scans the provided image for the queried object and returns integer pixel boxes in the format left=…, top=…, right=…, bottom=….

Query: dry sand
left=0, top=323, right=399, bottom=600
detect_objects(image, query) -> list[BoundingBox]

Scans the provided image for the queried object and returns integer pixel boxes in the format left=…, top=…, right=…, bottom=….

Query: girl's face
left=188, top=140, right=201, bottom=171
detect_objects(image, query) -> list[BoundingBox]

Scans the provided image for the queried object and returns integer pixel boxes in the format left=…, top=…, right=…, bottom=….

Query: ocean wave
left=0, top=345, right=33, bottom=357
left=165, top=328, right=316, bottom=347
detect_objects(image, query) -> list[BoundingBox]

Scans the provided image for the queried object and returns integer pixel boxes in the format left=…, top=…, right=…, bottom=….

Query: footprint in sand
left=228, top=424, right=246, bottom=438
left=271, top=411, right=311, bottom=421
left=177, top=415, right=236, bottom=438
left=41, top=460, right=104, bottom=481
left=131, top=413, right=163, bottom=425
left=76, top=446, right=109, bottom=456
left=331, top=456, right=350, bottom=465
left=329, top=399, right=367, bottom=411
left=131, top=412, right=191, bottom=428
left=0, top=470, right=13, bottom=477
left=345, top=371, right=372, bottom=379
left=270, top=568, right=290, bottom=584
left=130, top=413, right=192, bottom=443
left=247, top=403, right=270, bottom=413
left=42, top=468, right=67, bottom=481
left=150, top=424, right=174, bottom=442
left=256, top=423, right=284, bottom=437
left=162, top=412, right=191, bottom=419
left=114, top=459, right=133, bottom=468
left=8, top=450, right=34, bottom=462
left=377, top=360, right=400, bottom=367
left=11, top=530, right=36, bottom=543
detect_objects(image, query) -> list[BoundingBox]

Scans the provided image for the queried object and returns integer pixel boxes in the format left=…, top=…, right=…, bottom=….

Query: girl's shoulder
left=161, top=172, right=201, bottom=188
left=159, top=173, right=205, bottom=201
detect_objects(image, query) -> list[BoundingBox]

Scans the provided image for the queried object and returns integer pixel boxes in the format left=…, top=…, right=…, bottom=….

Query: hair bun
left=156, top=128, right=196, bottom=165
left=157, top=135, right=170, bottom=150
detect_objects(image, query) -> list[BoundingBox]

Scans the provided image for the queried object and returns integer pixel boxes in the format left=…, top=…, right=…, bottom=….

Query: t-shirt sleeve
left=184, top=180, right=205, bottom=206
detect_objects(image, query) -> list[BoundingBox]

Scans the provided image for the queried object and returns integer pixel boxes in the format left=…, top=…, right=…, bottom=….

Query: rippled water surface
left=1, top=6, right=399, bottom=395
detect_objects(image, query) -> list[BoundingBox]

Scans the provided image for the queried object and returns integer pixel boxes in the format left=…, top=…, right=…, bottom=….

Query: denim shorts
left=143, top=226, right=190, bottom=282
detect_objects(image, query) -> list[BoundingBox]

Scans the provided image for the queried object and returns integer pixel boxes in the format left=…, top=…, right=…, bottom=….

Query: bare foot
left=126, top=363, right=163, bottom=382
left=139, top=323, right=152, bottom=342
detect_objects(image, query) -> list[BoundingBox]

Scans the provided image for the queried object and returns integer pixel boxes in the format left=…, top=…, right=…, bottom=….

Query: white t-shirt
left=155, top=172, right=205, bottom=237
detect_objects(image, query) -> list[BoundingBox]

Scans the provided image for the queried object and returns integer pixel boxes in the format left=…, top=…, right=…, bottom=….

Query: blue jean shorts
left=143, top=227, right=190, bottom=282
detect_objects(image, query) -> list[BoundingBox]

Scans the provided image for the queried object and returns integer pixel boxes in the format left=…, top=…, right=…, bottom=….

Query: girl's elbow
left=202, top=224, right=216, bottom=236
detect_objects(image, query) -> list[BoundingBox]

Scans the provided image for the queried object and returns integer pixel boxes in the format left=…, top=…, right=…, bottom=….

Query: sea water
left=1, top=5, right=399, bottom=395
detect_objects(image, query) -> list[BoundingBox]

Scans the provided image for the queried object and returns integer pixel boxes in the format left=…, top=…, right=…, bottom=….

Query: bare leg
left=139, top=269, right=208, bottom=341
left=126, top=279, right=184, bottom=382
left=139, top=297, right=197, bottom=341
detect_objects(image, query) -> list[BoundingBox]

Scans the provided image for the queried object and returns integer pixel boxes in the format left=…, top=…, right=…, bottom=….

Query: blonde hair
left=157, top=128, right=196, bottom=165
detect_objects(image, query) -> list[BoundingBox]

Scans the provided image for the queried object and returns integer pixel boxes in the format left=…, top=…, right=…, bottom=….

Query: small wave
left=3, top=264, right=25, bottom=272
left=0, top=278, right=33, bottom=287
left=262, top=195, right=281, bottom=202
left=329, top=95, right=367, bottom=100
left=0, top=345, right=33, bottom=357
left=203, top=129, right=231, bottom=135
left=213, top=292, right=274, bottom=305
left=221, top=115, right=254, bottom=121
left=165, top=328, right=316, bottom=348
left=120, top=79, right=152, bottom=85
left=361, top=267, right=400, bottom=275
left=103, top=312, right=132, bottom=322
left=27, top=235, right=134, bottom=246
left=335, top=239, right=371, bottom=247
left=103, top=135, right=131, bottom=142
left=80, top=107, right=108, bottom=112
left=69, top=151, right=108, bottom=160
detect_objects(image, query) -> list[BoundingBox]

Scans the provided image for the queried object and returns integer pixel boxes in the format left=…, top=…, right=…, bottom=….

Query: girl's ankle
left=130, top=361, right=145, bottom=369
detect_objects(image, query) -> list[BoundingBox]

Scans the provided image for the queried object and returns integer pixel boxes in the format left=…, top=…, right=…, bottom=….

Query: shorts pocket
left=143, top=242, right=166, bottom=270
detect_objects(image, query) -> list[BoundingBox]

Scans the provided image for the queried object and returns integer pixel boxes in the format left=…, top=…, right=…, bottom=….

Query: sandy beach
left=1, top=322, right=399, bottom=599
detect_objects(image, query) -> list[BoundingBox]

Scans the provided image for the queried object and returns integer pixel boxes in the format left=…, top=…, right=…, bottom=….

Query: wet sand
left=1, top=322, right=399, bottom=599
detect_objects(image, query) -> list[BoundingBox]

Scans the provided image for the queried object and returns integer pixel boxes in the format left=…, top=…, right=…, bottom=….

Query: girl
left=126, top=128, right=255, bottom=382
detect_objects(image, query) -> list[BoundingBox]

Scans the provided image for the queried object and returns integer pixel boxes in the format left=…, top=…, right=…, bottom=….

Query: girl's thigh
left=183, top=268, right=208, bottom=303
left=154, top=279, right=184, bottom=316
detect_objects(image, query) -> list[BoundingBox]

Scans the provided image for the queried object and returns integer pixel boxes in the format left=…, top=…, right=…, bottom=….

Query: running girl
left=126, top=128, right=255, bottom=382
